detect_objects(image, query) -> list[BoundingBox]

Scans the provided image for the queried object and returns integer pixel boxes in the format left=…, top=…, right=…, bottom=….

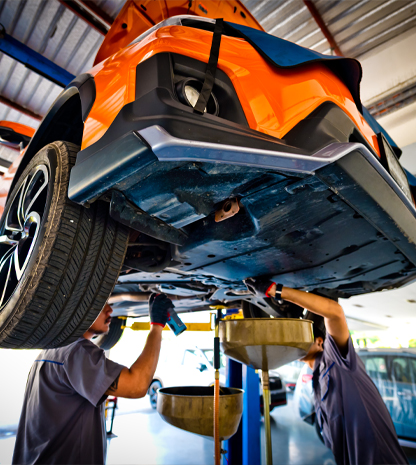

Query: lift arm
left=0, top=25, right=75, bottom=87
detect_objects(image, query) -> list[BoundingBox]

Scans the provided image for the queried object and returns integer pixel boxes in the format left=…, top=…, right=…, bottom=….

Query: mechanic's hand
left=244, top=277, right=276, bottom=297
left=149, top=293, right=172, bottom=327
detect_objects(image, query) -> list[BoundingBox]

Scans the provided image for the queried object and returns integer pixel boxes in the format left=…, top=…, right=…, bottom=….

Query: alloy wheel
left=149, top=380, right=162, bottom=408
left=0, top=165, right=49, bottom=312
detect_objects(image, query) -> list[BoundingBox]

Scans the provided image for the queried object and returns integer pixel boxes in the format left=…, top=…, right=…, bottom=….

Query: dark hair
left=313, top=326, right=326, bottom=342
left=304, top=311, right=326, bottom=342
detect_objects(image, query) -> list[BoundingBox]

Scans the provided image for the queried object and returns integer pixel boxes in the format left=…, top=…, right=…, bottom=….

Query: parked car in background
left=273, top=360, right=304, bottom=391
left=0, top=121, right=35, bottom=174
left=148, top=344, right=286, bottom=413
left=294, top=348, right=416, bottom=444
left=0, top=120, right=34, bottom=150
left=148, top=346, right=225, bottom=408
left=358, top=348, right=416, bottom=442
left=292, top=364, right=323, bottom=441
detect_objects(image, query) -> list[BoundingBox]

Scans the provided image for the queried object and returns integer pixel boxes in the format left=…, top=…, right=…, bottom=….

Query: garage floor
left=105, top=394, right=335, bottom=465
left=105, top=394, right=416, bottom=465
left=1, top=394, right=415, bottom=465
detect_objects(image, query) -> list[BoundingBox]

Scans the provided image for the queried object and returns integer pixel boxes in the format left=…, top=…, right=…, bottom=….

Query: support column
left=224, top=358, right=243, bottom=465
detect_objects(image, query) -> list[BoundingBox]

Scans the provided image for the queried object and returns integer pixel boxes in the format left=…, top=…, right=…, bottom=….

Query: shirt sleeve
left=324, top=333, right=357, bottom=371
left=64, top=339, right=126, bottom=407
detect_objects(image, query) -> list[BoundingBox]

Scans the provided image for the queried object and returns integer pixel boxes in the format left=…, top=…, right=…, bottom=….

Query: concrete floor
left=105, top=394, right=336, bottom=465
left=1, top=394, right=415, bottom=465
left=106, top=394, right=416, bottom=465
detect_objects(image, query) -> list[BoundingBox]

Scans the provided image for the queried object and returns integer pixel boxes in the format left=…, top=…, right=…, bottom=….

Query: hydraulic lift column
left=225, top=359, right=261, bottom=465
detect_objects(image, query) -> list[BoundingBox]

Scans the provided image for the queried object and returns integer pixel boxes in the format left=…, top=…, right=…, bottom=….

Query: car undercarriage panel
left=67, top=52, right=416, bottom=306
left=102, top=141, right=416, bottom=314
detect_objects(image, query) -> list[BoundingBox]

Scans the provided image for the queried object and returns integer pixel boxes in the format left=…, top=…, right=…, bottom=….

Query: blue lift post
left=224, top=358, right=243, bottom=465
left=0, top=26, right=75, bottom=87
left=242, top=364, right=261, bottom=465
left=225, top=358, right=261, bottom=465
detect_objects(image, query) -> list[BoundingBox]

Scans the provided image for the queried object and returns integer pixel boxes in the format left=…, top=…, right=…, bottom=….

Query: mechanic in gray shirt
left=245, top=278, right=409, bottom=465
left=12, top=293, right=173, bottom=465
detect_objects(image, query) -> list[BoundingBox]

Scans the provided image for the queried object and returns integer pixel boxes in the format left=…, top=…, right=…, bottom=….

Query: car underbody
left=107, top=132, right=416, bottom=317
left=1, top=10, right=416, bottom=349
left=66, top=50, right=416, bottom=319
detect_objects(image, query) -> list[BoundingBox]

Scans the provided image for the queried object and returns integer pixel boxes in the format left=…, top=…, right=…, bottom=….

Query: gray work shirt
left=12, top=338, right=125, bottom=465
left=313, top=334, right=409, bottom=465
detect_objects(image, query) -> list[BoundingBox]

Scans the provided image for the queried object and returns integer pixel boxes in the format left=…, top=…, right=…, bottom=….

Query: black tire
left=94, top=317, right=125, bottom=350
left=0, top=141, right=129, bottom=349
left=242, top=301, right=269, bottom=318
left=148, top=379, right=162, bottom=409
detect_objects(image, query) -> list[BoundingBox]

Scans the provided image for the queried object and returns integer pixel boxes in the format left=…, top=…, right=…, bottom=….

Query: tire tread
left=0, top=141, right=129, bottom=349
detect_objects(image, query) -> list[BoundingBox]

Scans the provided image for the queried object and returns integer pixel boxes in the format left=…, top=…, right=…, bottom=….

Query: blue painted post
left=0, top=30, right=75, bottom=87
left=242, top=365, right=261, bottom=465
left=224, top=357, right=243, bottom=465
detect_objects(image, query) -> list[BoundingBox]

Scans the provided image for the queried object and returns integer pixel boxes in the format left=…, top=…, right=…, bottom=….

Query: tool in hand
left=166, top=306, right=187, bottom=336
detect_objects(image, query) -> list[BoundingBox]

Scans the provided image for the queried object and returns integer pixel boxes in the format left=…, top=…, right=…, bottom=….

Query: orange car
left=0, top=120, right=34, bottom=148
left=1, top=0, right=416, bottom=349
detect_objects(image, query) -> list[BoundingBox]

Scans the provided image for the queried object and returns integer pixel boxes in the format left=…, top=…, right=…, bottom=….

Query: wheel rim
left=149, top=382, right=161, bottom=405
left=0, top=165, right=49, bottom=312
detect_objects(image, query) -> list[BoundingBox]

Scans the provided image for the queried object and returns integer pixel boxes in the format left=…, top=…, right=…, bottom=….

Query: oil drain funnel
left=157, top=386, right=243, bottom=439
left=220, top=318, right=314, bottom=465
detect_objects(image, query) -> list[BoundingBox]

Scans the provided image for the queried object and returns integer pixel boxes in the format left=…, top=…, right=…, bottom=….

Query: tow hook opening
left=175, top=78, right=219, bottom=116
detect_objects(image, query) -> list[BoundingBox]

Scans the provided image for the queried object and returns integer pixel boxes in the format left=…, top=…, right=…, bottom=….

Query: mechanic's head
left=299, top=313, right=326, bottom=365
left=83, top=304, right=113, bottom=339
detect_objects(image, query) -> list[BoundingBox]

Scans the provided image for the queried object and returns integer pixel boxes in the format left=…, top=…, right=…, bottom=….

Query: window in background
left=363, top=356, right=389, bottom=380
left=391, top=357, right=411, bottom=384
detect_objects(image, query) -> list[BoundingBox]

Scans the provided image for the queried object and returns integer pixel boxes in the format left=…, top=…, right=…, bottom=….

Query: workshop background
left=1, top=0, right=416, bottom=464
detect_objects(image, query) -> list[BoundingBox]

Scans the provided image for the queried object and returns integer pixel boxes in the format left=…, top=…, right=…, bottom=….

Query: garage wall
left=400, top=141, right=416, bottom=175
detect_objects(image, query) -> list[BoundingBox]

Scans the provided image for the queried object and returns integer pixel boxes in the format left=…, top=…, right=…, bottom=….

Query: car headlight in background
left=175, top=78, right=219, bottom=116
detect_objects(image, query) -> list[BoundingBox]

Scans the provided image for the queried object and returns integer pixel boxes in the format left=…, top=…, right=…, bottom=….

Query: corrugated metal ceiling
left=0, top=0, right=415, bottom=164
left=0, top=0, right=124, bottom=160
left=243, top=0, right=416, bottom=57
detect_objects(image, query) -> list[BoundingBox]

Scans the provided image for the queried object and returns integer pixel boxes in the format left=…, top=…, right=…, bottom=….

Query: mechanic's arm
left=280, top=286, right=349, bottom=351
left=105, top=294, right=170, bottom=399
left=245, top=278, right=350, bottom=352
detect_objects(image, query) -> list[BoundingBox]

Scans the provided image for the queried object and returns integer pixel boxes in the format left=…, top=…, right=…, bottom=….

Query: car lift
left=224, top=359, right=261, bottom=465
left=0, top=25, right=74, bottom=87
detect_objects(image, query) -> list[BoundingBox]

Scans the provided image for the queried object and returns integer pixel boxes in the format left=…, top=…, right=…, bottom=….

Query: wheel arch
left=10, top=74, right=96, bottom=194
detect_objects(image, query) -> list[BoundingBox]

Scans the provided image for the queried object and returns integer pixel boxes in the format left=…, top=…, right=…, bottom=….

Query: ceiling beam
left=57, top=0, right=113, bottom=36
left=303, top=0, right=343, bottom=56
left=0, top=96, right=43, bottom=121
left=368, top=82, right=416, bottom=119
left=0, top=26, right=75, bottom=87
